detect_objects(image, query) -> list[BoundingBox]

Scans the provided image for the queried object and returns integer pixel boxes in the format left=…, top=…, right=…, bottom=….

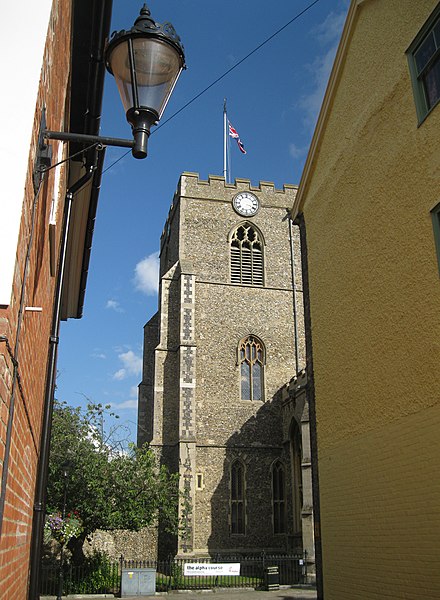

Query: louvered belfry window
left=230, top=223, right=263, bottom=286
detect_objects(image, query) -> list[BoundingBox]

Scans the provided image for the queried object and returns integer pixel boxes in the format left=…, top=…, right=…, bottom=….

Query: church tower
left=138, top=173, right=312, bottom=561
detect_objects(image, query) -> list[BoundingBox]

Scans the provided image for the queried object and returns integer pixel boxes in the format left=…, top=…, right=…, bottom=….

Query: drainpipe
left=288, top=212, right=301, bottom=375
left=27, top=150, right=105, bottom=600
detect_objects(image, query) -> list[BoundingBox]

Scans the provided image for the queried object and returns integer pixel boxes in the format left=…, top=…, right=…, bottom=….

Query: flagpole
left=228, top=134, right=232, bottom=184
left=223, top=99, right=228, bottom=183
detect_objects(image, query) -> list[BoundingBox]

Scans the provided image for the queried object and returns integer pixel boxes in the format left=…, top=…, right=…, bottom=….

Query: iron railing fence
left=40, top=560, right=120, bottom=596
left=123, top=552, right=307, bottom=591
left=40, top=551, right=308, bottom=595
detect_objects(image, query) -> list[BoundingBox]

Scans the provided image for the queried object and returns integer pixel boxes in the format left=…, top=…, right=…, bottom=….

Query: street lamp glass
left=108, top=37, right=183, bottom=119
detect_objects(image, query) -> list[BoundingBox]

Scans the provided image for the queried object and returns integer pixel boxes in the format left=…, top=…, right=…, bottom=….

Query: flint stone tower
left=138, top=173, right=313, bottom=564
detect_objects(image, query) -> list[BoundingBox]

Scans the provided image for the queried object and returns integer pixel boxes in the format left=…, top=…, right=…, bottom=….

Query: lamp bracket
left=44, top=130, right=134, bottom=149
left=33, top=109, right=53, bottom=192
left=33, top=128, right=136, bottom=181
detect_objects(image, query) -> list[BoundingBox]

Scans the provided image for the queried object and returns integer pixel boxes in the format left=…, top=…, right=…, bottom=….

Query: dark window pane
left=236, top=467, right=242, bottom=498
left=241, top=363, right=250, bottom=400
left=415, top=31, right=436, bottom=73
left=231, top=503, right=237, bottom=533
left=273, top=467, right=280, bottom=500
left=274, top=507, right=279, bottom=533
left=279, top=467, right=284, bottom=492
left=252, top=363, right=262, bottom=400
left=231, top=462, right=245, bottom=534
left=279, top=503, right=285, bottom=533
left=434, top=19, right=440, bottom=48
left=237, top=502, right=244, bottom=532
left=273, top=463, right=286, bottom=533
left=424, top=57, right=440, bottom=108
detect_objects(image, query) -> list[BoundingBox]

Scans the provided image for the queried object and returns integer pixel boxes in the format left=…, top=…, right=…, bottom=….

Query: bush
left=64, top=552, right=119, bottom=595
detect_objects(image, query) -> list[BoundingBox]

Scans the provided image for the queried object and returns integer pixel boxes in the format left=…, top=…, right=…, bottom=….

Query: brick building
left=138, top=173, right=314, bottom=574
left=0, top=2, right=112, bottom=598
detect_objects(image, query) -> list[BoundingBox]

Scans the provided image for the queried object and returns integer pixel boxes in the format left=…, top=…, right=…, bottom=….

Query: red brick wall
left=0, top=1, right=72, bottom=597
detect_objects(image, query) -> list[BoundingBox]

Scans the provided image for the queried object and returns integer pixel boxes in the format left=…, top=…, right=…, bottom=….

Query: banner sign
left=183, top=563, right=241, bottom=577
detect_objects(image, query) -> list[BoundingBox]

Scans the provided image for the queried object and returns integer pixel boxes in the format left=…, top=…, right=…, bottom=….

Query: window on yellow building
left=407, top=5, right=440, bottom=123
left=431, top=202, right=440, bottom=276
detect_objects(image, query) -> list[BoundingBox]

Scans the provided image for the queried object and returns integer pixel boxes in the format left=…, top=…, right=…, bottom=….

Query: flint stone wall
left=84, top=526, right=158, bottom=561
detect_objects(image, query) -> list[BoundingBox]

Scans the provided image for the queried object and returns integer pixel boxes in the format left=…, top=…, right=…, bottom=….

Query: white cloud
left=115, top=399, right=138, bottom=410
left=313, top=9, right=347, bottom=45
left=129, top=385, right=138, bottom=398
left=133, top=251, right=159, bottom=296
left=106, top=299, right=124, bottom=313
left=289, top=143, right=308, bottom=159
left=113, top=369, right=126, bottom=381
left=299, top=49, right=336, bottom=130
left=299, top=7, right=347, bottom=132
left=112, top=350, right=142, bottom=381
left=120, top=350, right=142, bottom=375
left=113, top=344, right=131, bottom=354
left=91, top=352, right=106, bottom=359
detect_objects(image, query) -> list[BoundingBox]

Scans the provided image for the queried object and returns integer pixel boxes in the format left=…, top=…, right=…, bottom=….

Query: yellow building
left=292, top=1, right=440, bottom=599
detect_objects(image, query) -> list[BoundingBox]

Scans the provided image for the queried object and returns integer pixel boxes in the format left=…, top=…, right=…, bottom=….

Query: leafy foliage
left=47, top=401, right=179, bottom=543
left=70, top=551, right=119, bottom=594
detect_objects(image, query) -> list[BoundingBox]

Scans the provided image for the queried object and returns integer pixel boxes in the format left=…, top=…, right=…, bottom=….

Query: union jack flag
left=228, top=120, right=247, bottom=154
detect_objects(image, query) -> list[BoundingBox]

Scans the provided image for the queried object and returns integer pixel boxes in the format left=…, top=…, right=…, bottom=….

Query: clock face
left=233, top=192, right=259, bottom=216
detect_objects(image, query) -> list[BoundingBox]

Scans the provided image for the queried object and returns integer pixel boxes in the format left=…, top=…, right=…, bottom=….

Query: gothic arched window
left=231, top=460, right=245, bottom=534
left=239, top=336, right=265, bottom=401
left=230, top=223, right=264, bottom=286
left=272, top=460, right=286, bottom=534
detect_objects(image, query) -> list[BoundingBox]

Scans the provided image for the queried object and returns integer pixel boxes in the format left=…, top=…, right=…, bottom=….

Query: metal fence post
left=119, top=554, right=124, bottom=595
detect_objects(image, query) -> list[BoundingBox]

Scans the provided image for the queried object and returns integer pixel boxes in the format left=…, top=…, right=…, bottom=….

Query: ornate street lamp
left=43, top=4, right=185, bottom=160
left=105, top=4, right=186, bottom=158
left=28, top=7, right=185, bottom=600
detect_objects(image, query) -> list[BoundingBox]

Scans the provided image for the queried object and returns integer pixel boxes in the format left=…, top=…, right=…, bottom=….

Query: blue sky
left=56, top=0, right=349, bottom=443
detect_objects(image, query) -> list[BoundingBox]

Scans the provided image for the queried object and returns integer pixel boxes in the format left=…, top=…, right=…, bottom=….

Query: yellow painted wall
left=299, top=1, right=440, bottom=598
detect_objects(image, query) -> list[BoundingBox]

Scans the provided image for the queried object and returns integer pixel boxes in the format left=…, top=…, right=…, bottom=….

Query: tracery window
left=272, top=460, right=286, bottom=534
left=230, top=223, right=264, bottom=286
left=239, top=336, right=265, bottom=401
left=230, top=460, right=245, bottom=535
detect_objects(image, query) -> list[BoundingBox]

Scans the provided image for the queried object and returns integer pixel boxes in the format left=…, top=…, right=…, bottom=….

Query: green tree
left=46, top=400, right=179, bottom=562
